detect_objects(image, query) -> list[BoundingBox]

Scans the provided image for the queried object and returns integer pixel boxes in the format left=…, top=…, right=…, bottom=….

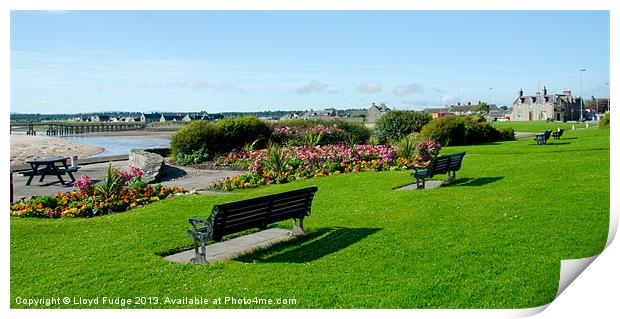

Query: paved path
left=164, top=228, right=295, bottom=263
left=394, top=180, right=443, bottom=191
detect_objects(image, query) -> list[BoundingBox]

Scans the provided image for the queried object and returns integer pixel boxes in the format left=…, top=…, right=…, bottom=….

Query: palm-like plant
left=95, top=163, right=124, bottom=198
left=266, top=141, right=289, bottom=174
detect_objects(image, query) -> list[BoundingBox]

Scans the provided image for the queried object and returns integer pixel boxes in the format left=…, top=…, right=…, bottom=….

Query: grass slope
left=10, top=128, right=609, bottom=309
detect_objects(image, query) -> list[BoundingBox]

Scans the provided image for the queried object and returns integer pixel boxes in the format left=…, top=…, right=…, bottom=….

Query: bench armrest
left=413, top=164, right=429, bottom=173
left=188, top=217, right=210, bottom=230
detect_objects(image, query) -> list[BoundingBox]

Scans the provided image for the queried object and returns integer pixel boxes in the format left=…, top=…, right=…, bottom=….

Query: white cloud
left=440, top=94, right=463, bottom=105
left=393, top=83, right=424, bottom=96
left=296, top=81, right=330, bottom=94
left=357, top=82, right=382, bottom=93
left=35, top=99, right=48, bottom=105
left=182, top=79, right=205, bottom=90
left=168, top=79, right=245, bottom=93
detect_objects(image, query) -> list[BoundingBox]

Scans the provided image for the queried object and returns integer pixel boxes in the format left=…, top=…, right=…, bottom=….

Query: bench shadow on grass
left=235, top=227, right=381, bottom=264
left=442, top=176, right=504, bottom=187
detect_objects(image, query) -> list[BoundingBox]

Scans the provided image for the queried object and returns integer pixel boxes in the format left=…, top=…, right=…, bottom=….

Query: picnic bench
left=187, top=186, right=319, bottom=264
left=411, top=152, right=466, bottom=189
left=20, top=157, right=79, bottom=186
left=551, top=128, right=564, bottom=140
left=534, top=130, right=552, bottom=145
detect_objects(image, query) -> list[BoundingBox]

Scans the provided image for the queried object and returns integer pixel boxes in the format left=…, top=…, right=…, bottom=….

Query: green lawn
left=10, top=128, right=609, bottom=309
left=492, top=120, right=590, bottom=132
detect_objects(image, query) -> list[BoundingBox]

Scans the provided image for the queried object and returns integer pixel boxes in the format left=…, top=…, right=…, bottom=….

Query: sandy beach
left=10, top=135, right=104, bottom=165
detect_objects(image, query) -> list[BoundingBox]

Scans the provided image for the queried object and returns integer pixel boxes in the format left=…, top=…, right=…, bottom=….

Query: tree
left=473, top=103, right=490, bottom=114
left=499, top=105, right=509, bottom=111
left=585, top=98, right=609, bottom=113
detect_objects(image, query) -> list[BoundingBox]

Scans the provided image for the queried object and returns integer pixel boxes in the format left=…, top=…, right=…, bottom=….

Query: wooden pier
left=45, top=123, right=146, bottom=136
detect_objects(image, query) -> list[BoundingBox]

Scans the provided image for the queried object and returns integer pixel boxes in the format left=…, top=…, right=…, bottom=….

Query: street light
left=488, top=87, right=493, bottom=104
left=580, top=69, right=586, bottom=121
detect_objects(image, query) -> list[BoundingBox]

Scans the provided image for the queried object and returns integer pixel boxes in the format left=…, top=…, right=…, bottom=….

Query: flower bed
left=10, top=166, right=188, bottom=218
left=212, top=142, right=441, bottom=191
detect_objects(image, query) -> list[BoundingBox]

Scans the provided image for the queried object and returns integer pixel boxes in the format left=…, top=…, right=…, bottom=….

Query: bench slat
left=201, top=186, right=318, bottom=241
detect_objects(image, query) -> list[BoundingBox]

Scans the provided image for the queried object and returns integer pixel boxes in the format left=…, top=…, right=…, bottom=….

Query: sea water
left=61, top=136, right=170, bottom=157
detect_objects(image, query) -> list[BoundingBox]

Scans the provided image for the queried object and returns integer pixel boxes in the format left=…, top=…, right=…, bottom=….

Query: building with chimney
left=511, top=87, right=582, bottom=121
left=367, top=102, right=390, bottom=123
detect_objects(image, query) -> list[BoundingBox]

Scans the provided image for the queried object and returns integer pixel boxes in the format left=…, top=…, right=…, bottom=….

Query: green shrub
left=170, top=121, right=219, bottom=158
left=420, top=115, right=514, bottom=146
left=215, top=116, right=271, bottom=151
left=375, top=111, right=431, bottom=143
left=174, top=147, right=210, bottom=165
left=405, top=132, right=426, bottom=146
left=171, top=117, right=270, bottom=163
left=498, top=127, right=515, bottom=140
left=600, top=112, right=610, bottom=128
left=333, top=120, right=371, bottom=145
left=420, top=116, right=467, bottom=146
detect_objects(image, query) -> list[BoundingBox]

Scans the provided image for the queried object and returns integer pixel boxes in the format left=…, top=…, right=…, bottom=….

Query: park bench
left=411, top=152, right=466, bottom=189
left=534, top=130, right=552, bottom=145
left=551, top=128, right=564, bottom=140
left=187, top=186, right=318, bottom=264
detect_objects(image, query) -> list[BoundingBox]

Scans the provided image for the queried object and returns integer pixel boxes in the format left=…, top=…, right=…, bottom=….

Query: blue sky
left=10, top=10, right=610, bottom=114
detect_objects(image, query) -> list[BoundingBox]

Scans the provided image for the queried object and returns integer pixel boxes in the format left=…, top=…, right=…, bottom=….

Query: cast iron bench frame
left=187, top=186, right=318, bottom=264
left=411, top=152, right=466, bottom=189
left=534, top=130, right=552, bottom=145
left=551, top=128, right=564, bottom=140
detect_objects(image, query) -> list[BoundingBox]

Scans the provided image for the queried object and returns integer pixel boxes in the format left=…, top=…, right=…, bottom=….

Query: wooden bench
left=534, top=130, right=552, bottom=145
left=20, top=166, right=80, bottom=185
left=411, top=152, right=466, bottom=189
left=20, top=156, right=80, bottom=185
left=187, top=186, right=318, bottom=263
left=551, top=128, right=564, bottom=140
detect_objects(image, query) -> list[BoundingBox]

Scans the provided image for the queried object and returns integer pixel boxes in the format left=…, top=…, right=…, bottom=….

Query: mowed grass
left=10, top=128, right=609, bottom=309
left=492, top=120, right=589, bottom=132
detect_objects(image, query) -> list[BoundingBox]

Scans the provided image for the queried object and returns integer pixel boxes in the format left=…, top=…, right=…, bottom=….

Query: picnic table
left=21, top=156, right=79, bottom=186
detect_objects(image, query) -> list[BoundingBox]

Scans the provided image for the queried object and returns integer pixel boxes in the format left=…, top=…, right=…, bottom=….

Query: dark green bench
left=551, top=128, right=564, bottom=140
left=534, top=130, right=552, bottom=145
left=187, top=186, right=318, bottom=263
left=411, top=152, right=466, bottom=189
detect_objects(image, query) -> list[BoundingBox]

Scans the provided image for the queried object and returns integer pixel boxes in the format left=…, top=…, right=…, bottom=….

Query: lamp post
left=580, top=69, right=586, bottom=121
left=488, top=87, right=493, bottom=104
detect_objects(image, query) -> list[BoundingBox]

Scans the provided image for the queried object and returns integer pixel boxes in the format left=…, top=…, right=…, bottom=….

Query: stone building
left=511, top=87, right=582, bottom=121
left=367, top=102, right=390, bottom=123
left=140, top=113, right=161, bottom=123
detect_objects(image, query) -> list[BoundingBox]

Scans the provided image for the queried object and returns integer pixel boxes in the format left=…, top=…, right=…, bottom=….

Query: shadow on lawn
left=544, top=141, right=572, bottom=145
left=235, top=227, right=381, bottom=263
left=443, top=176, right=504, bottom=187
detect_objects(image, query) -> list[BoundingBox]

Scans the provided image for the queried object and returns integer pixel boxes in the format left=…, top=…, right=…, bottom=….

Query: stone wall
left=129, top=149, right=164, bottom=183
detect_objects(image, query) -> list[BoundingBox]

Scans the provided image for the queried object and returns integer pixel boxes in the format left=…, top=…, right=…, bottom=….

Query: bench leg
left=56, top=173, right=65, bottom=185
left=417, top=177, right=426, bottom=189
left=39, top=174, right=45, bottom=182
left=26, top=175, right=34, bottom=186
left=192, top=239, right=208, bottom=264
left=67, top=171, right=76, bottom=184
left=290, top=218, right=306, bottom=236
left=446, top=171, right=456, bottom=184
left=187, top=230, right=208, bottom=264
